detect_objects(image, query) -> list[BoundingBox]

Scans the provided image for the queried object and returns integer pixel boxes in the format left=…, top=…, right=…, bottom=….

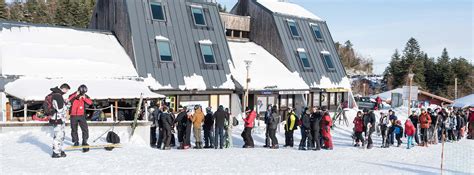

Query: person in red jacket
left=352, top=111, right=364, bottom=147
left=418, top=109, right=432, bottom=147
left=468, top=108, right=474, bottom=139
left=241, top=107, right=256, bottom=148
left=405, top=119, right=416, bottom=149
left=68, top=85, right=93, bottom=149
left=320, top=109, right=333, bottom=150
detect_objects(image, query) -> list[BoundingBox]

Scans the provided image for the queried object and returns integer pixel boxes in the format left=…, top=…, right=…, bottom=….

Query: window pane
left=313, top=93, right=320, bottom=107
left=150, top=2, right=165, bottom=20
left=311, top=25, right=323, bottom=39
left=200, top=44, right=216, bottom=64
left=192, top=7, right=206, bottom=25
left=158, top=41, right=172, bottom=62
left=288, top=21, right=299, bottom=37
left=323, top=54, right=335, bottom=69
left=298, top=51, right=311, bottom=68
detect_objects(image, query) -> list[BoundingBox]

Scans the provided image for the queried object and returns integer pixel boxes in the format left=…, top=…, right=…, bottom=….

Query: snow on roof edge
left=199, top=39, right=213, bottom=45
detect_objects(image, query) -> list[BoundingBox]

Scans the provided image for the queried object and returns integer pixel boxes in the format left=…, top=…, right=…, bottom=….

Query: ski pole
left=93, top=120, right=122, bottom=143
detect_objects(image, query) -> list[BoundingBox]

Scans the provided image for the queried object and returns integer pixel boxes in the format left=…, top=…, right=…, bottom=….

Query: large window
left=191, top=7, right=206, bottom=26
left=310, top=23, right=323, bottom=40
left=287, top=20, right=300, bottom=37
left=321, top=52, right=336, bottom=70
left=199, top=43, right=216, bottom=64
left=297, top=49, right=311, bottom=69
left=157, top=40, right=172, bottom=62
left=150, top=1, right=165, bottom=21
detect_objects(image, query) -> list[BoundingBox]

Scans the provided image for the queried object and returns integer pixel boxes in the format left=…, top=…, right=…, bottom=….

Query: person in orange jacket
left=320, top=108, right=333, bottom=150
left=419, top=108, right=432, bottom=147
left=191, top=105, right=205, bottom=149
left=68, top=85, right=92, bottom=149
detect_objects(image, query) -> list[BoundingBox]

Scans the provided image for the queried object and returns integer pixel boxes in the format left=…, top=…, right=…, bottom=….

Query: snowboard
left=65, top=144, right=121, bottom=151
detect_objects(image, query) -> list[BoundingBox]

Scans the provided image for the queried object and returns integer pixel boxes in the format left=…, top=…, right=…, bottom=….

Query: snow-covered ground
left=1, top=110, right=473, bottom=174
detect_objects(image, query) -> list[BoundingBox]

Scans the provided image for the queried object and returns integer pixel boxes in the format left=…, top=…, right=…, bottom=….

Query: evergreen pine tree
left=8, top=1, right=25, bottom=22
left=401, top=38, right=426, bottom=89
left=383, top=49, right=403, bottom=89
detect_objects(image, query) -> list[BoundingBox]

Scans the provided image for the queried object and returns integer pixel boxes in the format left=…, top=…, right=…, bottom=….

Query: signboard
left=326, top=88, right=349, bottom=93
left=391, top=93, right=403, bottom=108
left=278, top=91, right=309, bottom=95
left=402, top=86, right=418, bottom=100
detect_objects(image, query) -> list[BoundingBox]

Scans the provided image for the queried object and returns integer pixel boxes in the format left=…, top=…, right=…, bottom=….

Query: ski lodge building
left=0, top=0, right=352, bottom=125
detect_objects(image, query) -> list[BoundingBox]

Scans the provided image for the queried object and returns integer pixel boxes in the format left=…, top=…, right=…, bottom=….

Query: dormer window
left=310, top=23, right=323, bottom=40
left=297, top=48, right=311, bottom=69
left=321, top=51, right=335, bottom=70
left=199, top=40, right=216, bottom=64
left=287, top=20, right=300, bottom=37
left=191, top=6, right=206, bottom=26
left=155, top=36, right=172, bottom=62
left=150, top=1, right=165, bottom=21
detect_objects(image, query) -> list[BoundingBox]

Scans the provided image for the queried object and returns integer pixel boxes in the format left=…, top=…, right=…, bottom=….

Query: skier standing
left=241, top=107, right=256, bottom=148
left=192, top=105, right=205, bottom=149
left=213, top=105, right=229, bottom=149
left=175, top=106, right=191, bottom=149
left=284, top=108, right=297, bottom=147
left=393, top=120, right=404, bottom=147
left=268, top=105, right=280, bottom=149
left=419, top=108, right=432, bottom=147
left=455, top=111, right=465, bottom=140
left=150, top=104, right=162, bottom=148
left=353, top=111, right=365, bottom=147
left=388, top=110, right=398, bottom=145
left=408, top=110, right=420, bottom=145
left=428, top=108, right=438, bottom=144
left=203, top=107, right=215, bottom=149
left=379, top=111, right=390, bottom=148
left=49, top=84, right=70, bottom=158
left=263, top=105, right=272, bottom=148
left=446, top=111, right=457, bottom=142
left=68, top=85, right=92, bottom=151
left=310, top=107, right=322, bottom=150
left=320, top=109, right=333, bottom=150
left=160, top=106, right=174, bottom=150
left=299, top=107, right=313, bottom=150
left=362, top=108, right=376, bottom=149
left=404, top=119, right=416, bottom=149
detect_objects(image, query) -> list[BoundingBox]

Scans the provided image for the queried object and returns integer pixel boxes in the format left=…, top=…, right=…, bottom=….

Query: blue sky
left=218, top=0, right=473, bottom=74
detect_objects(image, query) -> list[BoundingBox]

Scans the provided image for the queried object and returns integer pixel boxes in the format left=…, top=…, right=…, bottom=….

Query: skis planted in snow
left=130, top=94, right=144, bottom=138
left=65, top=144, right=121, bottom=150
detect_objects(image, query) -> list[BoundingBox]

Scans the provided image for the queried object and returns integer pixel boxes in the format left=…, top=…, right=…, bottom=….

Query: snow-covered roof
left=228, top=41, right=309, bottom=91
left=4, top=78, right=164, bottom=101
left=0, top=24, right=138, bottom=78
left=310, top=76, right=351, bottom=90
left=145, top=73, right=234, bottom=91
left=256, top=0, right=323, bottom=21
left=198, top=39, right=213, bottom=45
left=453, top=94, right=474, bottom=108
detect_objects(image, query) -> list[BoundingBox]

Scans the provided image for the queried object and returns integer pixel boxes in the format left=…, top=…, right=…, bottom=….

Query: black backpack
left=106, top=131, right=120, bottom=144
left=42, top=93, right=55, bottom=116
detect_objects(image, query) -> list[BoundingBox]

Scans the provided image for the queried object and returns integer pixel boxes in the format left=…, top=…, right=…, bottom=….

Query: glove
left=171, top=129, right=175, bottom=134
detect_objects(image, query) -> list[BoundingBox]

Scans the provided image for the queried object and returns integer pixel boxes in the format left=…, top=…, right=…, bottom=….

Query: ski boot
left=73, top=142, right=80, bottom=147
left=51, top=152, right=61, bottom=158
left=367, top=144, right=373, bottom=149
left=82, top=142, right=90, bottom=153
left=298, top=146, right=306, bottom=150
left=61, top=151, right=67, bottom=158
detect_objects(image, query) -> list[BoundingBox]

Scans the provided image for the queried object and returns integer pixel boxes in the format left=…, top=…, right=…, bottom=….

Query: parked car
left=355, top=97, right=376, bottom=110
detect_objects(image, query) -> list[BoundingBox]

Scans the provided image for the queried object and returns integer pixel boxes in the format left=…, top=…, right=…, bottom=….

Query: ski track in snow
left=1, top=115, right=473, bottom=174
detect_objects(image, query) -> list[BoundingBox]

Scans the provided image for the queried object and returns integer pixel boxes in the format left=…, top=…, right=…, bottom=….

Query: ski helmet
left=78, top=84, right=88, bottom=94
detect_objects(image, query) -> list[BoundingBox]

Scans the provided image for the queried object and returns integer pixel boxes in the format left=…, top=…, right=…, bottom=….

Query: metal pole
left=110, top=104, right=114, bottom=121
left=23, top=103, right=27, bottom=122
left=454, top=78, right=457, bottom=99
left=408, top=77, right=412, bottom=117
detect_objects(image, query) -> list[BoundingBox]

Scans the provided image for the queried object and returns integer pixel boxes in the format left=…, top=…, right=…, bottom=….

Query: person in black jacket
left=203, top=107, right=215, bottom=149
left=50, top=83, right=70, bottom=158
left=268, top=105, right=280, bottom=149
left=169, top=108, right=176, bottom=147
left=310, top=107, right=322, bottom=151
left=149, top=103, right=161, bottom=148
left=213, top=105, right=229, bottom=149
left=263, top=105, right=273, bottom=148
left=408, top=110, right=420, bottom=145
left=175, top=106, right=191, bottom=149
left=363, top=108, right=376, bottom=149
left=456, top=111, right=465, bottom=140
left=299, top=107, right=313, bottom=150
left=160, top=106, right=174, bottom=150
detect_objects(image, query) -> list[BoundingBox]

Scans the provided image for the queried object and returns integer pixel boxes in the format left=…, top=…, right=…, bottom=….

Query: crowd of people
left=353, top=107, right=474, bottom=149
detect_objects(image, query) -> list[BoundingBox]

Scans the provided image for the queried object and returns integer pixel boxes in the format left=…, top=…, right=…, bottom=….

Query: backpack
left=106, top=131, right=120, bottom=144
left=42, top=93, right=55, bottom=116
left=232, top=117, right=239, bottom=126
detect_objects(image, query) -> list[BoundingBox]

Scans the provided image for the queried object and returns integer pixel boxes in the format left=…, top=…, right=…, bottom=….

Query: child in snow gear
left=321, top=110, right=333, bottom=150
left=363, top=108, right=376, bottom=149
left=241, top=107, right=256, bottom=148
left=299, top=107, right=313, bottom=150
left=419, top=108, right=432, bottom=147
left=393, top=120, right=404, bottom=147
left=263, top=105, right=273, bottom=148
left=408, top=110, right=420, bottom=145
left=192, top=105, right=205, bottom=149
left=50, top=83, right=70, bottom=158
left=213, top=105, right=229, bottom=149
left=353, top=111, right=365, bottom=147
left=203, top=107, right=215, bottom=149
left=310, top=107, right=323, bottom=150
left=404, top=119, right=416, bottom=149
left=379, top=112, right=391, bottom=148
left=284, top=108, right=297, bottom=147
left=68, top=84, right=93, bottom=152
left=268, top=105, right=280, bottom=149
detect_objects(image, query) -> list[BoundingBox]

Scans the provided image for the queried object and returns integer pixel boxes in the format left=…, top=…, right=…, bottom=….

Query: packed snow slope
left=1, top=111, right=472, bottom=174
